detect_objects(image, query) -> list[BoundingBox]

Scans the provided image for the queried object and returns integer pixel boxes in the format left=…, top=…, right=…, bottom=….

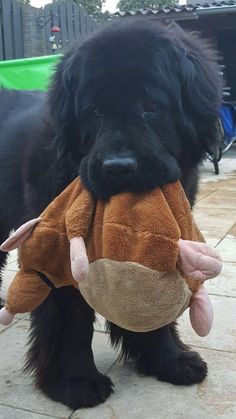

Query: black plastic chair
left=207, top=101, right=236, bottom=174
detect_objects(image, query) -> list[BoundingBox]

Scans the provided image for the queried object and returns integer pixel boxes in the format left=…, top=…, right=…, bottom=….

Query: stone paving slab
left=192, top=208, right=236, bottom=246
left=94, top=314, right=106, bottom=333
left=91, top=332, right=118, bottom=373
left=0, top=313, right=24, bottom=335
left=0, top=406, right=57, bottom=419
left=217, top=235, right=236, bottom=263
left=0, top=318, right=117, bottom=419
left=195, top=190, right=236, bottom=209
left=72, top=348, right=236, bottom=419
left=195, top=181, right=218, bottom=202
left=178, top=294, right=236, bottom=353
left=228, top=223, right=236, bottom=235
left=206, top=261, right=236, bottom=297
left=0, top=269, right=16, bottom=303
left=0, top=318, right=72, bottom=418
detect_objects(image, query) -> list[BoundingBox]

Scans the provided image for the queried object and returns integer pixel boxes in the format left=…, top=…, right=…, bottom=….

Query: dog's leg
left=0, top=221, right=12, bottom=307
left=0, top=250, right=8, bottom=308
left=180, top=167, right=199, bottom=208
left=108, top=321, right=207, bottom=385
left=25, top=286, right=113, bottom=409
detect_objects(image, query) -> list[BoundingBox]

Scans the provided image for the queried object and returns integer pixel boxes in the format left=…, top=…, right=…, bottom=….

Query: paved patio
left=0, top=148, right=236, bottom=419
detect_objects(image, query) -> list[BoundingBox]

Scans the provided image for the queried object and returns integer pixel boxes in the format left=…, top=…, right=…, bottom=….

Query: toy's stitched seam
left=94, top=222, right=179, bottom=241
left=34, top=226, right=67, bottom=236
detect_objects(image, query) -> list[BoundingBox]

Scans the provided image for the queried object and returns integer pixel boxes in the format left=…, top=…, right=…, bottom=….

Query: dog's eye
left=143, top=100, right=157, bottom=114
left=93, top=108, right=103, bottom=118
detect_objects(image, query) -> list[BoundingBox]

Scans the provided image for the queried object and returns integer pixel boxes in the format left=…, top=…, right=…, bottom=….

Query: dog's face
left=49, top=19, right=222, bottom=199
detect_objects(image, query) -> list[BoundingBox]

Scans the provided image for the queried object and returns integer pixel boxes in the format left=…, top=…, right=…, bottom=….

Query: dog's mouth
left=79, top=154, right=181, bottom=200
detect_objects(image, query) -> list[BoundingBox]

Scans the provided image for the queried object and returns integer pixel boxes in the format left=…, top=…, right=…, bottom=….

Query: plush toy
left=0, top=177, right=222, bottom=336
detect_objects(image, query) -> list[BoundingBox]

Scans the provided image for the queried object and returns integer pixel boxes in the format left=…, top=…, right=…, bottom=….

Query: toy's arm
left=0, top=218, right=41, bottom=251
left=65, top=188, right=95, bottom=240
left=65, top=188, right=95, bottom=282
left=70, top=237, right=89, bottom=282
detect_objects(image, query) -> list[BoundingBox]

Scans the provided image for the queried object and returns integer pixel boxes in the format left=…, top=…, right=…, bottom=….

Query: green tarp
left=0, top=55, right=61, bottom=91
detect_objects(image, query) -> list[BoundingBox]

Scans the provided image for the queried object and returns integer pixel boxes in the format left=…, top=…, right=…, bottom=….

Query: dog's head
left=48, top=18, right=222, bottom=199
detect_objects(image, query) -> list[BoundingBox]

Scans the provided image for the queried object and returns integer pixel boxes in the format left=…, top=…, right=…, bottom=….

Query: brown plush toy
left=0, top=177, right=222, bottom=336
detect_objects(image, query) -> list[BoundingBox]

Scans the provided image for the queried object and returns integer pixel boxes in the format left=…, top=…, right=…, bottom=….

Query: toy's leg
left=0, top=270, right=51, bottom=325
left=108, top=321, right=207, bottom=385
left=25, top=287, right=113, bottom=409
left=189, top=285, right=213, bottom=337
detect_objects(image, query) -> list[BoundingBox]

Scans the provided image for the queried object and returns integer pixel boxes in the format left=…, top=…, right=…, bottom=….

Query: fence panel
left=2, top=0, right=13, bottom=59
left=0, top=2, right=4, bottom=60
left=80, top=9, right=87, bottom=40
left=12, top=0, right=23, bottom=58
left=50, top=1, right=61, bottom=54
left=66, top=1, right=74, bottom=45
left=58, top=1, right=68, bottom=51
left=73, top=2, right=82, bottom=42
left=43, top=4, right=53, bottom=55
left=0, top=0, right=97, bottom=61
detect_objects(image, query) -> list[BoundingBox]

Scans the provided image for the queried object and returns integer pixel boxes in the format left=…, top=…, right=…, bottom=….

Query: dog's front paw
left=136, top=350, right=207, bottom=385
left=44, top=372, right=114, bottom=409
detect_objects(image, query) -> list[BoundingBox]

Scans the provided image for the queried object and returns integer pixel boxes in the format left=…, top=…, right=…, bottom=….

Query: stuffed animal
left=0, top=177, right=222, bottom=336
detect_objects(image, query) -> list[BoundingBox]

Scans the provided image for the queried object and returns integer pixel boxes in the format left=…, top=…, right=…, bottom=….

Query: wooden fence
left=0, top=0, right=97, bottom=60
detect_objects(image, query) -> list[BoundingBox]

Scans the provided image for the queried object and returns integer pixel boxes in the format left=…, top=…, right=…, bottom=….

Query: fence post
left=0, top=0, right=4, bottom=60
left=12, top=0, right=24, bottom=59
left=21, top=5, right=47, bottom=58
left=1, top=0, right=13, bottom=59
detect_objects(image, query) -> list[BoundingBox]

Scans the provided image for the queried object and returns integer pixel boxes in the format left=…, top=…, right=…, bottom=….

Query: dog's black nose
left=102, top=157, right=137, bottom=177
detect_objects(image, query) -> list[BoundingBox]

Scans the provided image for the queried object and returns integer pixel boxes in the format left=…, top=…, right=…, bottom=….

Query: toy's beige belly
left=79, top=259, right=192, bottom=332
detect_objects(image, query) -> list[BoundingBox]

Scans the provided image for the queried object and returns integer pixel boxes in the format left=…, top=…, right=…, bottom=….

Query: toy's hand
left=0, top=307, right=15, bottom=326
left=70, top=237, right=89, bottom=282
left=178, top=239, right=223, bottom=281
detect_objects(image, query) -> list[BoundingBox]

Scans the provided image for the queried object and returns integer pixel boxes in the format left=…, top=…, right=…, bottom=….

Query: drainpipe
left=196, top=5, right=236, bottom=17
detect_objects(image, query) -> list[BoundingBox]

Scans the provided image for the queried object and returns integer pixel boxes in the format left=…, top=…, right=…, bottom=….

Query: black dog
left=0, top=18, right=222, bottom=409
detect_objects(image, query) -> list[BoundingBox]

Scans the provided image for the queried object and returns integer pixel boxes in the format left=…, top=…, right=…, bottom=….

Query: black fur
left=0, top=18, right=222, bottom=409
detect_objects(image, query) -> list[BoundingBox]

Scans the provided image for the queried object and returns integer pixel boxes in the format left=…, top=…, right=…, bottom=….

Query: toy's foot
left=43, top=373, right=114, bottom=409
left=137, top=349, right=207, bottom=385
left=190, top=286, right=214, bottom=337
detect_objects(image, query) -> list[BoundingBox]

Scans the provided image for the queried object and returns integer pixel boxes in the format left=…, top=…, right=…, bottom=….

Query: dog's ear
left=178, top=38, right=223, bottom=155
left=48, top=51, right=80, bottom=158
